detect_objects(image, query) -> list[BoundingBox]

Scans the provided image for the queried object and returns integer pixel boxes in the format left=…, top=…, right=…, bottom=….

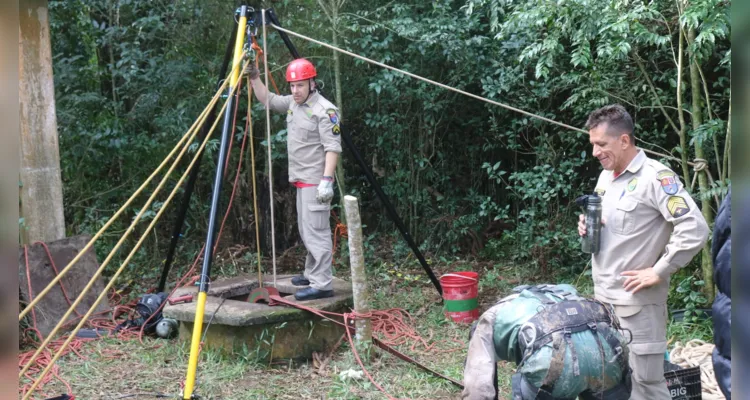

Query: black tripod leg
left=263, top=7, right=442, bottom=296
left=157, top=20, right=238, bottom=293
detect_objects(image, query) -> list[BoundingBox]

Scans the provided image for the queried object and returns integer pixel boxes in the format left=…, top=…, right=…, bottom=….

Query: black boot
left=291, top=275, right=310, bottom=286
left=294, top=287, right=334, bottom=301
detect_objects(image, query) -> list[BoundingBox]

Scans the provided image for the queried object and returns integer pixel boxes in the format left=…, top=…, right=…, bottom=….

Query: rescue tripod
left=171, top=5, right=445, bottom=399
left=157, top=7, right=443, bottom=302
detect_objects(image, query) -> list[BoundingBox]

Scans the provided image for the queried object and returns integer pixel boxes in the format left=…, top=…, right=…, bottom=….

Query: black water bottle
left=576, top=193, right=602, bottom=254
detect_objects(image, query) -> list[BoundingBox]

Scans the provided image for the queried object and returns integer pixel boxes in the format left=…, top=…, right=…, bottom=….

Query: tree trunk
left=19, top=0, right=66, bottom=244
left=332, top=14, right=348, bottom=223
left=688, top=27, right=715, bottom=302
left=318, top=0, right=348, bottom=223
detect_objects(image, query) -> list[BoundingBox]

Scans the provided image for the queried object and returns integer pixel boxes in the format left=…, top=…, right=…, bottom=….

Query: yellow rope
left=18, top=68, right=233, bottom=322
left=20, top=57, right=249, bottom=384
left=22, top=60, right=252, bottom=396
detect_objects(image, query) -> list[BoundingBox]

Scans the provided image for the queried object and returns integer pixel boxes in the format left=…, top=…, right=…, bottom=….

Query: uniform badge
left=657, top=170, right=679, bottom=195
left=326, top=109, right=339, bottom=124
left=627, top=178, right=638, bottom=192
left=594, top=188, right=606, bottom=196
left=287, top=109, right=293, bottom=116
left=327, top=109, right=340, bottom=135
left=667, top=196, right=689, bottom=218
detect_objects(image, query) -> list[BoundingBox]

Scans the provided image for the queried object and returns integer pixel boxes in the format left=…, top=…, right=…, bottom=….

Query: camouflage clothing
left=462, top=284, right=632, bottom=400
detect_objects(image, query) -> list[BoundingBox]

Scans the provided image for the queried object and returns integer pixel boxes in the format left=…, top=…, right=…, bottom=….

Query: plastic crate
left=664, top=360, right=702, bottom=399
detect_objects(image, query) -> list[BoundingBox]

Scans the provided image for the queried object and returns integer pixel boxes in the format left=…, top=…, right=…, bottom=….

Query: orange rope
left=19, top=244, right=141, bottom=399
left=330, top=210, right=348, bottom=266
left=268, top=295, right=463, bottom=398
left=138, top=77, right=253, bottom=343
left=250, top=35, right=281, bottom=95
left=20, top=66, right=256, bottom=398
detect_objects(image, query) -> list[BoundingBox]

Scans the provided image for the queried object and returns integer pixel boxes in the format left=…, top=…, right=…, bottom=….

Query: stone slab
left=164, top=274, right=354, bottom=361
left=19, top=235, right=110, bottom=337
left=163, top=274, right=353, bottom=326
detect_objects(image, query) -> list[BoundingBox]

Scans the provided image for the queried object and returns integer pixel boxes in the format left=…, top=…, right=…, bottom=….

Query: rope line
left=135, top=77, right=255, bottom=346
left=20, top=244, right=142, bottom=399
left=20, top=58, right=251, bottom=398
left=266, top=295, right=464, bottom=393
left=247, top=79, right=264, bottom=287
left=690, top=158, right=721, bottom=209
left=19, top=70, right=234, bottom=378
left=19, top=65, right=234, bottom=322
left=268, top=22, right=696, bottom=167
left=262, top=10, right=278, bottom=288
left=669, top=339, right=724, bottom=400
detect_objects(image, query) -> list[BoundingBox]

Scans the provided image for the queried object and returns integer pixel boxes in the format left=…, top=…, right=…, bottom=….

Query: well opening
left=162, top=274, right=353, bottom=361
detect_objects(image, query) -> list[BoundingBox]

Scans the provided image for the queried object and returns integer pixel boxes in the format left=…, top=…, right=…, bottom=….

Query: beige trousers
left=296, top=187, right=333, bottom=291
left=613, top=303, right=671, bottom=400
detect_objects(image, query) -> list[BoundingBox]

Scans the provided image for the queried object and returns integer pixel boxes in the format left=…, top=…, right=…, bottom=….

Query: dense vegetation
left=48, top=0, right=730, bottom=316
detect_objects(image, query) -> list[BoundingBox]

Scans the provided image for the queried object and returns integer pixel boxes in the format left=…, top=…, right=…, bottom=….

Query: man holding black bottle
left=577, top=104, right=709, bottom=399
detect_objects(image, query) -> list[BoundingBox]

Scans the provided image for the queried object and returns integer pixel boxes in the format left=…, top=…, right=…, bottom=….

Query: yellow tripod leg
left=182, top=6, right=248, bottom=399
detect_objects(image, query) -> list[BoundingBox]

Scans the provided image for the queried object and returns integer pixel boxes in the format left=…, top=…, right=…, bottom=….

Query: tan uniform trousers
left=613, top=303, right=671, bottom=400
left=296, top=186, right=333, bottom=291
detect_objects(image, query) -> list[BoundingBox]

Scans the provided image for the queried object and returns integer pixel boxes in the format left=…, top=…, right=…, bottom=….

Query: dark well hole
left=209, top=282, right=293, bottom=302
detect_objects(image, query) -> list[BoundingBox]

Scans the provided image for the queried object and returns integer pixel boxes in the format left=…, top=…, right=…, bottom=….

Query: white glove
left=316, top=176, right=335, bottom=203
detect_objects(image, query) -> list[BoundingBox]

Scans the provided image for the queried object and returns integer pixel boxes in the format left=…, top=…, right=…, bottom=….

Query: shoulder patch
left=667, top=196, right=689, bottom=218
left=326, top=109, right=341, bottom=135
left=326, top=108, right=339, bottom=124
left=287, top=109, right=293, bottom=115
left=594, top=188, right=606, bottom=196
left=656, top=170, right=679, bottom=195
left=627, top=178, right=638, bottom=192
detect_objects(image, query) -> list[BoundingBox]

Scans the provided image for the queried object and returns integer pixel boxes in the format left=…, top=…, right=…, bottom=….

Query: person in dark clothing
left=712, top=187, right=731, bottom=399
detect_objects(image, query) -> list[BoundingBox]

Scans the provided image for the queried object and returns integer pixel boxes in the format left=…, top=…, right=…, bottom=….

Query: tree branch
left=633, top=54, right=682, bottom=137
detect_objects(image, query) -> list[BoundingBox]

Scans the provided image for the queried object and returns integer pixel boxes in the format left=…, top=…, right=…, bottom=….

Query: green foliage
left=669, top=271, right=710, bottom=323
left=49, top=0, right=729, bottom=288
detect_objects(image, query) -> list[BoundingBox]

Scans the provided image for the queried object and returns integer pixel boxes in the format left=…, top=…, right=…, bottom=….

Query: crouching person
left=462, top=284, right=632, bottom=400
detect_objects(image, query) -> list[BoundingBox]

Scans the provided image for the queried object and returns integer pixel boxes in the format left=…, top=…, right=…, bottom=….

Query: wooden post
left=343, top=195, right=372, bottom=360
left=19, top=0, right=66, bottom=244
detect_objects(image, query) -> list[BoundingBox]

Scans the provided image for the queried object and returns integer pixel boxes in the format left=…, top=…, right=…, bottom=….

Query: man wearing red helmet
left=247, top=59, right=342, bottom=301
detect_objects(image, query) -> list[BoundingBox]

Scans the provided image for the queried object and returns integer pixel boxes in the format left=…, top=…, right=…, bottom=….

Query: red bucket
left=441, top=272, right=479, bottom=324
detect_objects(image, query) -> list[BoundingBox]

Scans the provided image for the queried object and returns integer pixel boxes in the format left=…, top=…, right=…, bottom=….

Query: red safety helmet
left=286, top=58, right=317, bottom=82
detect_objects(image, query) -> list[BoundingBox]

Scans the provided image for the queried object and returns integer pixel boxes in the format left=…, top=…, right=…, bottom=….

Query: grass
left=20, top=256, right=715, bottom=400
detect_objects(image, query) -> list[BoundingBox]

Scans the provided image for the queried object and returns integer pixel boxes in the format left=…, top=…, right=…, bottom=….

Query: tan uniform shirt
left=591, top=149, right=709, bottom=306
left=267, top=91, right=342, bottom=184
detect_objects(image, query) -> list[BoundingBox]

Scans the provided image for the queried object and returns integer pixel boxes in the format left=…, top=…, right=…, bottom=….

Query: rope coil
left=690, top=158, right=721, bottom=209
left=669, top=339, right=725, bottom=400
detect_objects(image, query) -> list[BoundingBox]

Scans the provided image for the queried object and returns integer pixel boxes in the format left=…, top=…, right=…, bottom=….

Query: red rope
left=20, top=66, right=258, bottom=397
left=343, top=312, right=401, bottom=400
left=35, top=242, right=83, bottom=319
left=20, top=245, right=80, bottom=399
left=137, top=78, right=253, bottom=344
left=266, top=295, right=463, bottom=398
